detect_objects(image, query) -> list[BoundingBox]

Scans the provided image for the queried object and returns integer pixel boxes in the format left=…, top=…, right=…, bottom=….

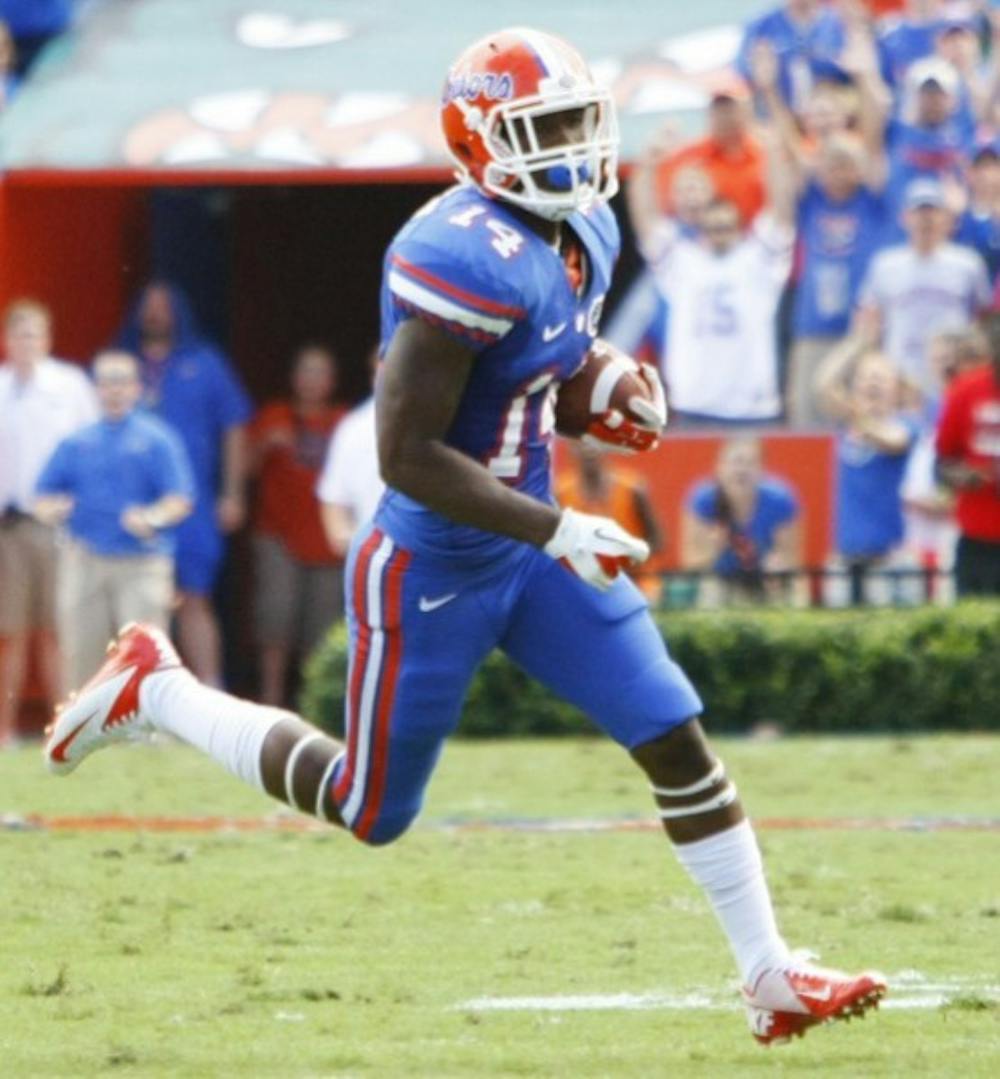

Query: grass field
left=2, top=734, right=999, bottom=1077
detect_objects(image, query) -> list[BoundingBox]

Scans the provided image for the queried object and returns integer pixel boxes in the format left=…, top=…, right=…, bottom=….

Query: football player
left=45, top=27, right=885, bottom=1044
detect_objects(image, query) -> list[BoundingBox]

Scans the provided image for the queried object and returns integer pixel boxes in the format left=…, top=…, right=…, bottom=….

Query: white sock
left=672, top=819, right=789, bottom=988
left=140, top=669, right=291, bottom=790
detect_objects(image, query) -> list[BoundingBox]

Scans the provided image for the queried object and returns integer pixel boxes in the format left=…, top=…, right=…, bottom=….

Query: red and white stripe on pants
left=332, top=528, right=411, bottom=840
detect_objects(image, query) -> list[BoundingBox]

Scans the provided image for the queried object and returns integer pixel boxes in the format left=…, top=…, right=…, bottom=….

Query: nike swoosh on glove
left=543, top=507, right=650, bottom=591
left=582, top=362, right=668, bottom=454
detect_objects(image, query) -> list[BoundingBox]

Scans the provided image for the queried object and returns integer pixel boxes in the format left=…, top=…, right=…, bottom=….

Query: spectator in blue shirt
left=955, top=141, right=1000, bottom=282
left=116, top=281, right=252, bottom=687
left=681, top=436, right=802, bottom=604
left=789, top=136, right=888, bottom=426
left=815, top=332, right=919, bottom=604
left=33, top=350, right=194, bottom=693
left=882, top=56, right=974, bottom=238
left=749, top=29, right=889, bottom=427
left=878, top=4, right=986, bottom=123
left=737, top=0, right=846, bottom=116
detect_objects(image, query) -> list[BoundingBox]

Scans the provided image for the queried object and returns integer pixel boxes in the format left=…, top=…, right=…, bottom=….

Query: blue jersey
left=376, top=184, right=619, bottom=564
left=794, top=181, right=886, bottom=337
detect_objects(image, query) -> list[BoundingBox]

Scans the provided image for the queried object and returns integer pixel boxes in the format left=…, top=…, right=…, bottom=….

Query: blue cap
left=904, top=177, right=946, bottom=210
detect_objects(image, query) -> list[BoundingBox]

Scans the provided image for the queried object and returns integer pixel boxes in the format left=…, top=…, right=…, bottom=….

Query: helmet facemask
left=477, top=89, right=619, bottom=221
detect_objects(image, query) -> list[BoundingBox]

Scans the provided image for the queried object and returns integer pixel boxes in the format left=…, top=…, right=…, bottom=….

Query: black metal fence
left=656, top=565, right=955, bottom=610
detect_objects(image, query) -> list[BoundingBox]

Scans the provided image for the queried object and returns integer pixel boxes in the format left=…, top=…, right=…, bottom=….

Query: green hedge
left=300, top=602, right=1000, bottom=736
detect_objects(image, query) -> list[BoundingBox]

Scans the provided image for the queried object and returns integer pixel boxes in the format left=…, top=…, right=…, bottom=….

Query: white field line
left=456, top=973, right=1000, bottom=1014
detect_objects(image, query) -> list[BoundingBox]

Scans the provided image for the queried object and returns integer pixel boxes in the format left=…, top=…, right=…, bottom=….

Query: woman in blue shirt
left=815, top=333, right=919, bottom=604
left=681, top=436, right=802, bottom=604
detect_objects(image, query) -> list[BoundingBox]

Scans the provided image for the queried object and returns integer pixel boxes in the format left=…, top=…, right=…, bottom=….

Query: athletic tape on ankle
left=283, top=733, right=324, bottom=812
left=650, top=759, right=724, bottom=798
left=315, top=749, right=345, bottom=823
left=657, top=781, right=737, bottom=819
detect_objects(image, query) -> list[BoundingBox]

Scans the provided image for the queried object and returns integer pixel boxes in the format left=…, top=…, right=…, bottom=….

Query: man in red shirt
left=935, top=314, right=1000, bottom=596
left=249, top=344, right=346, bottom=704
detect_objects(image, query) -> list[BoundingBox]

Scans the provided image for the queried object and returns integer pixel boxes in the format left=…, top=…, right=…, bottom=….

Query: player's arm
left=378, top=318, right=559, bottom=546
left=378, top=318, right=648, bottom=589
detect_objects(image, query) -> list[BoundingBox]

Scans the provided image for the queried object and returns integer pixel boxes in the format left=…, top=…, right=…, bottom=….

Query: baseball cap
left=904, top=177, right=947, bottom=210
left=908, top=56, right=960, bottom=95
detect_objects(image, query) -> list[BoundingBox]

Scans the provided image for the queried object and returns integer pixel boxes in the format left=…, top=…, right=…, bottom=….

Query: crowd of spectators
left=0, top=286, right=365, bottom=737
left=3, top=1, right=1000, bottom=740
left=614, top=0, right=1000, bottom=606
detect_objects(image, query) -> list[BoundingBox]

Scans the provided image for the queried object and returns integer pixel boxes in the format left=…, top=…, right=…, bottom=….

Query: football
left=554, top=339, right=656, bottom=438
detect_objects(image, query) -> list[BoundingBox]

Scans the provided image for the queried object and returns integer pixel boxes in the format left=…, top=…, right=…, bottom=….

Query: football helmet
left=441, top=27, right=619, bottom=221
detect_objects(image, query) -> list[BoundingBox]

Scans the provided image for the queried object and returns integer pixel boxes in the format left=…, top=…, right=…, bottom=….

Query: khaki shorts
left=0, top=515, right=58, bottom=634
left=253, top=533, right=344, bottom=655
left=56, top=539, right=175, bottom=692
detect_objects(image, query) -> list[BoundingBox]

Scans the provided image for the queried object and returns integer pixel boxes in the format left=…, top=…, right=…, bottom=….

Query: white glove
left=543, top=507, right=650, bottom=591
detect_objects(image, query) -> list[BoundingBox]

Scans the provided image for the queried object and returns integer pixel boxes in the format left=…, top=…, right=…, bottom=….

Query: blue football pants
left=328, top=523, right=702, bottom=845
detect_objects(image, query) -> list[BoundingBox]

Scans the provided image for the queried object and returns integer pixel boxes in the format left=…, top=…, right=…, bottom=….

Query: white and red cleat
left=744, top=955, right=887, bottom=1046
left=44, top=622, right=182, bottom=776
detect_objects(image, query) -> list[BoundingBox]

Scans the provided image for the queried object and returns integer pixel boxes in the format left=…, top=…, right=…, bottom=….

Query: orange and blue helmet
left=441, top=27, right=619, bottom=221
